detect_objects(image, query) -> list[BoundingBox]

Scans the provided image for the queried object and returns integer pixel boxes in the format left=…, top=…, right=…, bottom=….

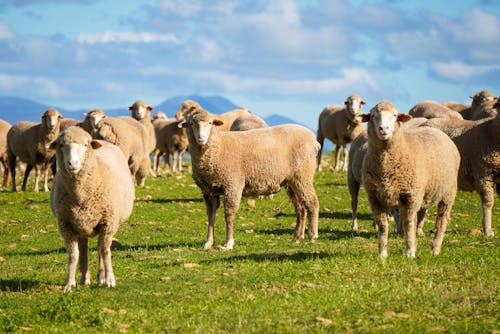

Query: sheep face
left=56, top=127, right=102, bottom=175
left=42, top=108, right=63, bottom=131
left=175, top=100, right=201, bottom=121
left=85, top=109, right=106, bottom=128
left=129, top=100, right=153, bottom=121
left=471, top=90, right=494, bottom=106
left=364, top=101, right=411, bottom=141
left=344, top=95, right=366, bottom=122
left=184, top=110, right=223, bottom=145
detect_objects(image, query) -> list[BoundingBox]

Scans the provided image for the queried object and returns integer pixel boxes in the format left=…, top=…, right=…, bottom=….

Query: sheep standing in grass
left=0, top=119, right=11, bottom=188
left=361, top=101, right=460, bottom=258
left=152, top=118, right=188, bottom=174
left=7, top=108, right=63, bottom=192
left=316, top=95, right=365, bottom=172
left=81, top=108, right=106, bottom=134
left=51, top=126, right=134, bottom=292
left=421, top=100, right=500, bottom=236
left=183, top=108, right=320, bottom=250
left=129, top=100, right=156, bottom=153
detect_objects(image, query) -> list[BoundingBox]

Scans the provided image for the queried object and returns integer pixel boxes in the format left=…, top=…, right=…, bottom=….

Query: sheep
left=361, top=101, right=460, bottom=258
left=7, top=108, right=63, bottom=192
left=230, top=113, right=268, bottom=131
left=442, top=101, right=469, bottom=114
left=152, top=118, right=188, bottom=174
left=81, top=108, right=106, bottom=134
left=0, top=119, right=11, bottom=188
left=93, top=116, right=151, bottom=186
left=59, top=118, right=80, bottom=132
left=455, top=90, right=496, bottom=120
left=316, top=94, right=366, bottom=172
left=409, top=100, right=464, bottom=120
left=152, top=111, right=168, bottom=121
left=50, top=126, right=134, bottom=292
left=129, top=100, right=156, bottom=153
left=182, top=108, right=320, bottom=250
left=174, top=100, right=202, bottom=121
left=421, top=101, right=499, bottom=236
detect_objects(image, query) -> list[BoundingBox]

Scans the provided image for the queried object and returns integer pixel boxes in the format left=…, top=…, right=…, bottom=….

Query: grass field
left=0, top=157, right=498, bottom=333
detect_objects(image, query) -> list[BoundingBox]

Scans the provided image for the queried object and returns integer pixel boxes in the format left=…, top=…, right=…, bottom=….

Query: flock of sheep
left=0, top=90, right=498, bottom=292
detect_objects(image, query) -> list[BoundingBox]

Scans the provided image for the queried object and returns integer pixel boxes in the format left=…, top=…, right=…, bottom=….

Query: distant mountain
left=0, top=96, right=71, bottom=124
left=155, top=94, right=240, bottom=117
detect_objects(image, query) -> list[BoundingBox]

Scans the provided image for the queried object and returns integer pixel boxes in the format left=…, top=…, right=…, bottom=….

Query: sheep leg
left=316, top=135, right=324, bottom=171
left=1, top=157, right=9, bottom=188
left=374, top=210, right=390, bottom=258
left=416, top=209, right=427, bottom=236
left=22, top=164, right=33, bottom=192
left=178, top=150, right=185, bottom=172
left=203, top=194, right=220, bottom=250
left=223, top=190, right=242, bottom=250
left=432, top=201, right=451, bottom=255
left=341, top=146, right=348, bottom=172
left=333, top=146, right=341, bottom=171
left=349, top=179, right=360, bottom=232
left=42, top=162, right=51, bottom=192
left=479, top=186, right=495, bottom=236
left=286, top=185, right=306, bottom=242
left=63, top=236, right=79, bottom=293
left=8, top=153, right=16, bottom=192
left=33, top=164, right=42, bottom=192
left=78, top=237, right=91, bottom=285
left=152, top=151, right=159, bottom=175
left=97, top=233, right=115, bottom=288
left=173, top=151, right=179, bottom=172
left=401, top=208, right=418, bottom=258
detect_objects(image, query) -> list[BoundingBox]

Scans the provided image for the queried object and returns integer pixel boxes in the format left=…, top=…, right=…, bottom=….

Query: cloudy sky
left=0, top=0, right=499, bottom=128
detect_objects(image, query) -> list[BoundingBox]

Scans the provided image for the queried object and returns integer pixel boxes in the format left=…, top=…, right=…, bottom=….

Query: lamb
left=7, top=108, right=63, bottom=192
left=316, top=94, right=366, bottom=172
left=361, top=101, right=460, bottom=258
left=50, top=126, right=134, bottom=292
left=421, top=101, right=499, bottom=236
left=0, top=119, right=11, bottom=188
left=129, top=100, right=156, bottom=153
left=183, top=108, right=320, bottom=250
left=152, top=118, right=188, bottom=174
left=409, top=100, right=463, bottom=120
left=230, top=113, right=268, bottom=131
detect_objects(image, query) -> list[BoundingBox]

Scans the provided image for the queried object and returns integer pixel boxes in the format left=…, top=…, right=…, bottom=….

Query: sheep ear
left=90, top=140, right=102, bottom=149
left=59, top=114, right=64, bottom=119
left=344, top=100, right=348, bottom=106
left=213, top=119, right=224, bottom=126
left=147, top=106, right=153, bottom=111
left=397, top=114, right=412, bottom=123
left=360, top=114, right=370, bottom=123
left=181, top=121, right=188, bottom=128
left=128, top=106, right=133, bottom=111
left=49, top=141, right=58, bottom=150
left=361, top=100, right=366, bottom=105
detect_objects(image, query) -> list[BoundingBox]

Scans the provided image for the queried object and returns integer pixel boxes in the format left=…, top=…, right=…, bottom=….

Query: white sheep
left=81, top=108, right=107, bottom=135
left=421, top=100, right=499, bottom=236
left=129, top=100, right=156, bottom=153
left=7, top=108, right=63, bottom=192
left=93, top=115, right=151, bottom=186
left=183, top=108, right=320, bottom=250
left=316, top=94, right=366, bottom=172
left=230, top=113, right=268, bottom=131
left=361, top=101, right=460, bottom=258
left=50, top=126, right=135, bottom=292
left=0, top=119, right=11, bottom=188
left=409, top=100, right=463, bottom=120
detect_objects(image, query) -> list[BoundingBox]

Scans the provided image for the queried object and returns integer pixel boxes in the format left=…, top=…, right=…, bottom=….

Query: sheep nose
left=379, top=125, right=389, bottom=135
left=68, top=160, right=79, bottom=172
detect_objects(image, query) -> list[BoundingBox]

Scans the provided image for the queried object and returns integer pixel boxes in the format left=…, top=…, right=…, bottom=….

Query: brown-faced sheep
left=361, top=101, right=460, bottom=258
left=409, top=100, right=463, bottom=120
left=421, top=101, right=499, bottom=236
left=51, top=126, right=134, bottom=292
left=183, top=108, right=320, bottom=250
left=0, top=119, right=11, bottom=188
left=7, top=108, right=63, bottom=192
left=316, top=94, right=365, bottom=172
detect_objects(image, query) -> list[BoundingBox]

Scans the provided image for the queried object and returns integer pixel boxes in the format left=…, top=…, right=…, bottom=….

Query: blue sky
left=0, top=0, right=499, bottom=128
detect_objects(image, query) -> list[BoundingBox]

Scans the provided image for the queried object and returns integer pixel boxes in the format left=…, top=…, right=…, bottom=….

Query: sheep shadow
left=210, top=251, right=333, bottom=264
left=137, top=198, right=203, bottom=204
left=0, top=278, right=40, bottom=292
left=273, top=211, right=372, bottom=221
left=8, top=247, right=67, bottom=256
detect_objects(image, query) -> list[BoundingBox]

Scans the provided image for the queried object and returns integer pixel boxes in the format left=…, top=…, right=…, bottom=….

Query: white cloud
left=0, top=22, right=15, bottom=40
left=432, top=61, right=500, bottom=80
left=77, top=31, right=180, bottom=44
left=158, top=0, right=202, bottom=18
left=0, top=73, right=61, bottom=97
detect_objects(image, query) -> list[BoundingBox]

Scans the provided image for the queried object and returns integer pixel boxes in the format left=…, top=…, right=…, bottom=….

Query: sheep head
left=470, top=90, right=494, bottom=107
left=85, top=109, right=106, bottom=129
left=344, top=94, right=366, bottom=123
left=55, top=126, right=102, bottom=176
left=182, top=109, right=223, bottom=145
left=129, top=100, right=153, bottom=121
left=42, top=108, right=63, bottom=131
left=362, top=101, right=411, bottom=141
left=175, top=100, right=202, bottom=121
left=152, top=111, right=168, bottom=121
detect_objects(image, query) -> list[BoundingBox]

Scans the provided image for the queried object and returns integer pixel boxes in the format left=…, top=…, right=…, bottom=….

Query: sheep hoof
left=202, top=241, right=213, bottom=250
left=417, top=229, right=425, bottom=237
left=106, top=277, right=116, bottom=288
left=485, top=230, right=495, bottom=237
left=63, top=282, right=75, bottom=293
left=224, top=239, right=234, bottom=250
left=432, top=247, right=441, bottom=256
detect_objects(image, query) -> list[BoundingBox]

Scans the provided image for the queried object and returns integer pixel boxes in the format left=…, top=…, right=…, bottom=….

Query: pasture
left=0, top=156, right=498, bottom=333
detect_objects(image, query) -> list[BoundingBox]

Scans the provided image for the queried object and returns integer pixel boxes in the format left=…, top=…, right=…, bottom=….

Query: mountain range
left=0, top=95, right=301, bottom=128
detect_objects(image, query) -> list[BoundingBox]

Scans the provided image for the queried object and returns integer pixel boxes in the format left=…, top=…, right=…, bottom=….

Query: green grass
left=0, top=158, right=498, bottom=333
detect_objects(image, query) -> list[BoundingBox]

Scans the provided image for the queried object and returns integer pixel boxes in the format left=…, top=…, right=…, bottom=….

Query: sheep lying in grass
left=361, top=101, right=460, bottom=258
left=421, top=100, right=500, bottom=236
left=51, top=126, right=135, bottom=292
left=183, top=108, right=320, bottom=250
left=0, top=119, right=11, bottom=188
left=316, top=94, right=365, bottom=172
left=7, top=108, right=63, bottom=192
left=409, top=100, right=463, bottom=120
